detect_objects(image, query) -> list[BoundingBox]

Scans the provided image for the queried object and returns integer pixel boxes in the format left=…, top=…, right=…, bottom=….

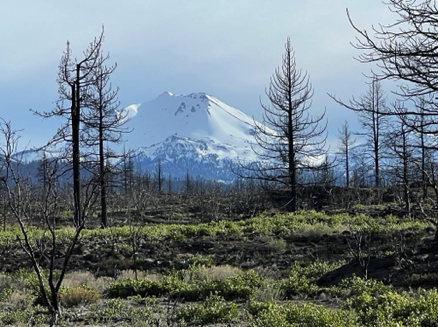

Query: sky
left=0, top=1, right=396, bottom=151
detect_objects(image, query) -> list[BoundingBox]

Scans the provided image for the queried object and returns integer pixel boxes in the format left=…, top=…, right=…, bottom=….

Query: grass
left=0, top=210, right=429, bottom=250
left=0, top=210, right=436, bottom=326
left=62, top=271, right=113, bottom=294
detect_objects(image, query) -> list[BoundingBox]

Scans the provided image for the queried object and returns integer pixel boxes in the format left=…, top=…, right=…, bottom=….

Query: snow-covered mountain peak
left=116, top=91, right=265, bottom=181
left=159, top=91, right=174, bottom=97
left=122, top=92, right=258, bottom=151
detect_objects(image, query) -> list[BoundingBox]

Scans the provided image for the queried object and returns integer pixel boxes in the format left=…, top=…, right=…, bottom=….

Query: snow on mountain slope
left=15, top=92, right=266, bottom=182
left=116, top=91, right=269, bottom=181
left=123, top=92, right=261, bottom=163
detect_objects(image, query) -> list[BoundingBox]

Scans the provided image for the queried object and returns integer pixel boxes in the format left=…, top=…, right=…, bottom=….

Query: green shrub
left=284, top=302, right=356, bottom=327
left=0, top=287, right=13, bottom=302
left=403, top=273, right=438, bottom=287
left=108, top=269, right=265, bottom=302
left=281, top=269, right=317, bottom=298
left=0, top=303, right=45, bottom=326
left=11, top=269, right=61, bottom=306
left=280, top=261, right=347, bottom=298
left=187, top=254, right=213, bottom=267
left=108, top=278, right=157, bottom=298
left=344, top=288, right=438, bottom=326
left=340, top=276, right=391, bottom=298
left=1, top=308, right=31, bottom=325
left=175, top=293, right=239, bottom=324
left=202, top=278, right=252, bottom=300
left=107, top=275, right=182, bottom=298
left=248, top=300, right=356, bottom=327
left=247, top=300, right=277, bottom=316
left=201, top=270, right=265, bottom=301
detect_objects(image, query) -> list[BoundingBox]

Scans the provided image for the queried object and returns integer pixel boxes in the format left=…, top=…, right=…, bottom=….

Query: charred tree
left=330, top=77, right=389, bottom=187
left=385, top=104, right=414, bottom=215
left=81, top=49, right=131, bottom=228
left=236, top=37, right=327, bottom=211
left=348, top=0, right=438, bottom=99
left=35, top=30, right=105, bottom=227
left=336, top=120, right=356, bottom=187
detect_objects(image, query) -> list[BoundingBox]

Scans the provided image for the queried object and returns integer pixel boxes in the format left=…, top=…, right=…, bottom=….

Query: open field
left=1, top=193, right=438, bottom=326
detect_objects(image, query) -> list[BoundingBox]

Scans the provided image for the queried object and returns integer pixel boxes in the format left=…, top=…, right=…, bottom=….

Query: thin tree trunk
left=99, top=122, right=107, bottom=228
left=72, top=73, right=81, bottom=227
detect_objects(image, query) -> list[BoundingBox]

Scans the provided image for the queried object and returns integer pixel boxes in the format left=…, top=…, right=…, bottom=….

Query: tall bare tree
left=412, top=96, right=434, bottom=200
left=385, top=104, right=414, bottom=214
left=337, top=120, right=356, bottom=187
left=330, top=77, right=389, bottom=187
left=36, top=28, right=128, bottom=228
left=81, top=49, right=130, bottom=228
left=155, top=159, right=164, bottom=194
left=35, top=30, right=105, bottom=227
left=237, top=37, right=327, bottom=211
left=348, top=0, right=438, bottom=150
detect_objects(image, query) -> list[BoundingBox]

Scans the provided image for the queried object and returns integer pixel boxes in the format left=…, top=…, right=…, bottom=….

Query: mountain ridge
left=121, top=91, right=263, bottom=181
left=15, top=92, right=263, bottom=182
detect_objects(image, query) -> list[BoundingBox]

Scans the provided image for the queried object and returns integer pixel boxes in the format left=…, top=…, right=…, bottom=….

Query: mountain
left=13, top=92, right=263, bottom=183
left=120, top=92, right=263, bottom=181
left=15, top=91, right=400, bottom=185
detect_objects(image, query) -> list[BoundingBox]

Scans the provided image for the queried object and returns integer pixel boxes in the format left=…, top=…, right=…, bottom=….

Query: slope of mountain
left=122, top=92, right=257, bottom=153
left=121, top=92, right=263, bottom=181
left=14, top=92, right=271, bottom=182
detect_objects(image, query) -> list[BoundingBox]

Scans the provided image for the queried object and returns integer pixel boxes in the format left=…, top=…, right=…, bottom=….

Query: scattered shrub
left=248, top=300, right=355, bottom=327
left=1, top=308, right=31, bottom=325
left=175, top=293, right=239, bottom=324
left=107, top=275, right=181, bottom=299
left=187, top=254, right=213, bottom=267
left=201, top=270, right=265, bottom=300
left=108, top=269, right=264, bottom=301
left=403, top=273, right=438, bottom=287
left=281, top=261, right=344, bottom=298
left=281, top=269, right=317, bottom=298
left=60, top=286, right=100, bottom=307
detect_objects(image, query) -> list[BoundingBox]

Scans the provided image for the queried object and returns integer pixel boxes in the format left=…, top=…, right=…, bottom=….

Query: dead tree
left=348, top=0, right=438, bottom=99
left=81, top=48, right=131, bottom=228
left=35, top=28, right=128, bottom=228
left=336, top=120, right=356, bottom=187
left=35, top=30, right=105, bottom=227
left=385, top=104, right=414, bottom=215
left=236, top=37, right=327, bottom=211
left=330, top=77, right=389, bottom=187
left=0, top=119, right=98, bottom=325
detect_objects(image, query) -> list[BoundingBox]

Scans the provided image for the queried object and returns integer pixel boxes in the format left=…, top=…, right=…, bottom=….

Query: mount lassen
left=122, top=92, right=264, bottom=182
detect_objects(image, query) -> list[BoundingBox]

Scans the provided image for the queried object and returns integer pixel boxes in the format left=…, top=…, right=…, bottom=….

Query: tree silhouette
left=35, top=30, right=105, bottom=227
left=237, top=37, right=327, bottom=211
left=336, top=120, right=356, bottom=188
left=81, top=46, right=131, bottom=228
left=348, top=0, right=438, bottom=99
left=330, top=77, right=389, bottom=187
